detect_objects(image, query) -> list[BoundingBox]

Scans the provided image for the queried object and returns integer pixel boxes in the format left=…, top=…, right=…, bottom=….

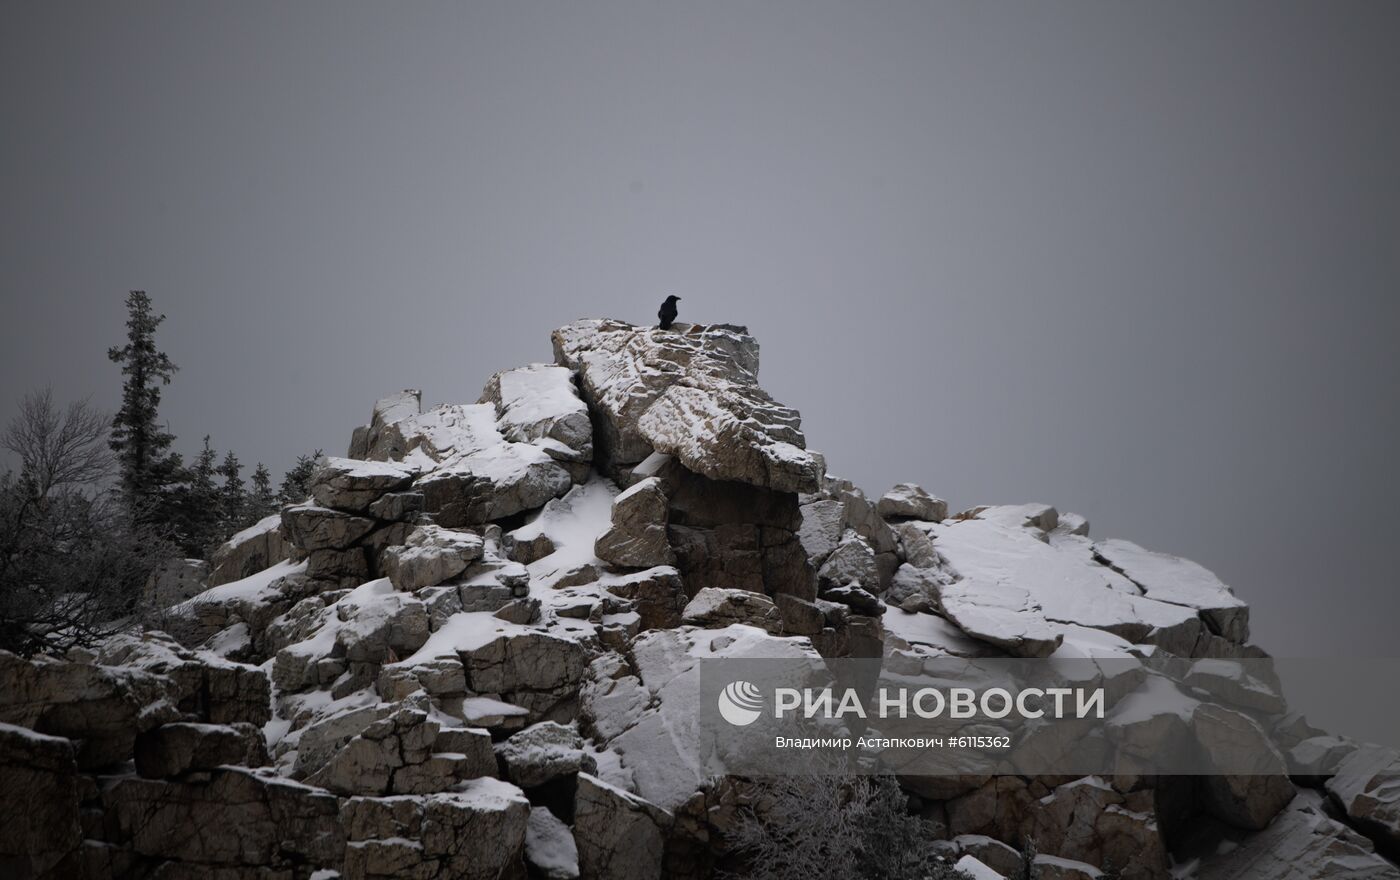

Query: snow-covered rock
left=1092, top=538, right=1249, bottom=644
left=208, top=513, right=291, bottom=586
left=311, top=456, right=419, bottom=513
left=681, top=587, right=783, bottom=635
left=134, top=721, right=267, bottom=778
left=552, top=318, right=823, bottom=492
left=495, top=721, right=598, bottom=788
left=1325, top=745, right=1400, bottom=851
left=381, top=524, right=484, bottom=591
left=594, top=476, right=675, bottom=568
left=526, top=805, right=580, bottom=879
left=340, top=778, right=529, bottom=880
left=877, top=482, right=948, bottom=522
left=1197, top=789, right=1400, bottom=880
left=481, top=362, right=594, bottom=470
left=0, top=722, right=82, bottom=877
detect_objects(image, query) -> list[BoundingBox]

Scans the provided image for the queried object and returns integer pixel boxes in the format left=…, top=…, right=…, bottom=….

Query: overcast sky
left=3, top=1, right=1397, bottom=656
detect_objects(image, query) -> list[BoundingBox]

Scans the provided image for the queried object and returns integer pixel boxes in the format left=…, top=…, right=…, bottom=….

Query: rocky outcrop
left=208, top=513, right=291, bottom=587
left=876, top=482, right=948, bottom=522
left=0, top=317, right=1378, bottom=880
left=552, top=319, right=822, bottom=493
left=311, top=456, right=419, bottom=513
left=495, top=721, right=598, bottom=788
left=481, top=363, right=594, bottom=476
left=1198, top=789, right=1400, bottom=880
left=0, top=650, right=177, bottom=769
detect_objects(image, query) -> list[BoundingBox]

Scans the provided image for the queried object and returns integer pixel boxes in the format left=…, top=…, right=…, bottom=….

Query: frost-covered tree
left=107, top=290, right=181, bottom=524
left=724, top=773, right=970, bottom=880
left=0, top=391, right=172, bottom=656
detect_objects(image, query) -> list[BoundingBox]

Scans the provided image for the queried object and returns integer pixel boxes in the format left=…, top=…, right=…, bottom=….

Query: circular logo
left=718, top=680, right=764, bottom=727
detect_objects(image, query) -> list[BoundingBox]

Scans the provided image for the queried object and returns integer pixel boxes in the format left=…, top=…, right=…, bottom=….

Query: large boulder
left=144, top=557, right=210, bottom=608
left=926, top=506, right=1215, bottom=657
left=480, top=362, right=594, bottom=469
left=876, top=482, right=948, bottom=522
left=552, top=318, right=823, bottom=493
left=595, top=476, right=675, bottom=568
left=340, top=780, right=529, bottom=880
left=458, top=625, right=589, bottom=723
left=1092, top=538, right=1249, bottom=643
left=495, top=721, right=598, bottom=789
left=0, top=723, right=81, bottom=878
left=104, top=766, right=345, bottom=872
left=311, top=456, right=419, bottom=513
left=208, top=513, right=291, bottom=586
left=1197, top=789, right=1400, bottom=880
left=96, top=631, right=273, bottom=726
left=1325, top=745, right=1400, bottom=850
left=603, top=567, right=689, bottom=630
left=281, top=502, right=377, bottom=551
left=134, top=721, right=268, bottom=778
left=381, top=524, right=485, bottom=591
left=681, top=587, right=783, bottom=635
left=574, top=773, right=671, bottom=880
left=0, top=650, right=178, bottom=770
left=1192, top=704, right=1295, bottom=830
left=416, top=443, right=574, bottom=526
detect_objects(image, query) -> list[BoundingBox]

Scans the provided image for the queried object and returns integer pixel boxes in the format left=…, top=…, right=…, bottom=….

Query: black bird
left=658, top=295, right=681, bottom=330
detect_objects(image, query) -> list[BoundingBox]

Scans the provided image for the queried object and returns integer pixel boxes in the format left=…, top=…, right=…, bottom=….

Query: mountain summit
left=2, top=319, right=1396, bottom=880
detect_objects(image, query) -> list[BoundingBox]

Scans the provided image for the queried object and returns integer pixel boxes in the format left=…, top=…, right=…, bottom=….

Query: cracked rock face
left=382, top=524, right=485, bottom=591
left=104, top=766, right=345, bottom=871
left=312, top=457, right=420, bottom=513
left=681, top=587, right=783, bottom=634
left=574, top=772, right=671, bottom=880
left=341, top=779, right=529, bottom=880
left=594, top=476, right=675, bottom=568
left=0, top=723, right=81, bottom=878
left=553, top=318, right=823, bottom=493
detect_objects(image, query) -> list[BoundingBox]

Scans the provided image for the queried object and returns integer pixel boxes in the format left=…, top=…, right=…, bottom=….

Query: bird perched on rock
left=658, top=294, right=681, bottom=330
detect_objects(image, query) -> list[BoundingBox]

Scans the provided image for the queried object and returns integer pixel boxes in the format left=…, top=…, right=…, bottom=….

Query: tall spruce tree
left=216, top=451, right=245, bottom=536
left=108, top=291, right=180, bottom=523
left=247, top=463, right=277, bottom=525
left=175, top=435, right=222, bottom=555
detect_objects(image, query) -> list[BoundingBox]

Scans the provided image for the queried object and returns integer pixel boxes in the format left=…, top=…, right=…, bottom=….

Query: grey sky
left=3, top=2, right=1397, bottom=656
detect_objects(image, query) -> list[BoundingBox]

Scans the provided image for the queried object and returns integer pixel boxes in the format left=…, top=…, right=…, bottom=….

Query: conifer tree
left=107, top=291, right=180, bottom=523
left=216, top=450, right=245, bottom=536
left=174, top=435, right=222, bottom=555
left=247, top=462, right=277, bottom=524
left=278, top=450, right=323, bottom=505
